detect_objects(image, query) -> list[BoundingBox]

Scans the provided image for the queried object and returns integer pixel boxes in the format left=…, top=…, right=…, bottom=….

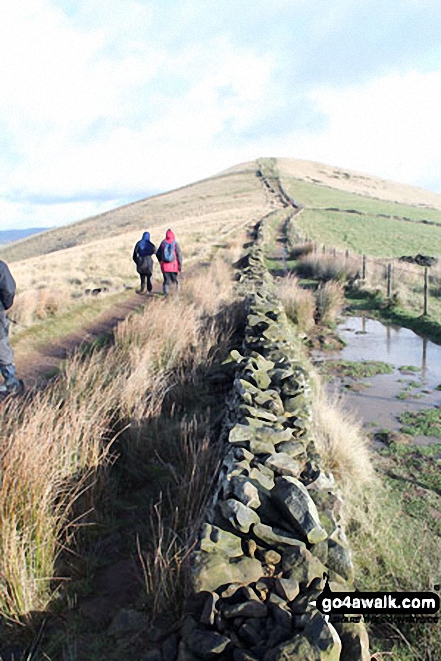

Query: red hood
left=165, top=229, right=175, bottom=242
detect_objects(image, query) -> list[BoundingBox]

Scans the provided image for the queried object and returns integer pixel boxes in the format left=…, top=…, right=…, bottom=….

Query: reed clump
left=277, top=275, right=316, bottom=333
left=296, top=253, right=360, bottom=283
left=0, top=259, right=239, bottom=624
left=315, top=280, right=345, bottom=326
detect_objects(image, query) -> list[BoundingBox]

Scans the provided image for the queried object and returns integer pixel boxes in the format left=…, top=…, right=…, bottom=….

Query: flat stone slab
left=273, top=476, right=328, bottom=544
left=265, top=453, right=304, bottom=478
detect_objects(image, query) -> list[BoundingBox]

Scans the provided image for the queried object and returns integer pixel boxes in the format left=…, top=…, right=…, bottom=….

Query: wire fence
left=291, top=234, right=441, bottom=318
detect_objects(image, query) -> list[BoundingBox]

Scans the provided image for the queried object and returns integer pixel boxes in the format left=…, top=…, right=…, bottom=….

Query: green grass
left=320, top=359, right=394, bottom=379
left=380, top=442, right=441, bottom=513
left=399, top=407, right=441, bottom=438
left=290, top=209, right=441, bottom=257
left=280, top=176, right=441, bottom=224
left=276, top=176, right=441, bottom=257
left=11, top=289, right=137, bottom=352
left=348, top=441, right=441, bottom=660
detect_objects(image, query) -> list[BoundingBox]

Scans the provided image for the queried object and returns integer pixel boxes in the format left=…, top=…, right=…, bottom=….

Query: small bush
left=288, top=242, right=314, bottom=260
left=277, top=275, right=316, bottom=333
left=311, top=384, right=376, bottom=492
left=315, top=281, right=345, bottom=326
left=296, top=254, right=359, bottom=283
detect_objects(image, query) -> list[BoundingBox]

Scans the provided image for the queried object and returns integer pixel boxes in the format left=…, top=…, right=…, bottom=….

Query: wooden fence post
left=424, top=267, right=429, bottom=315
left=387, top=263, right=392, bottom=298
left=362, top=254, right=366, bottom=279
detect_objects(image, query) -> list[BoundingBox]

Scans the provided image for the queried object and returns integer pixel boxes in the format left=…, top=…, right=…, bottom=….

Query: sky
left=1, top=0, right=441, bottom=230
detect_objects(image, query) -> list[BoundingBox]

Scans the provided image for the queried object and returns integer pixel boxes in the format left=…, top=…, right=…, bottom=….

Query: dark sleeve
left=156, top=242, right=163, bottom=262
left=176, top=243, right=183, bottom=270
left=0, top=261, right=16, bottom=310
left=133, top=242, right=139, bottom=263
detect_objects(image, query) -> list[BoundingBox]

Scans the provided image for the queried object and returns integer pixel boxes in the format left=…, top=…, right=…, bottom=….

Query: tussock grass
left=0, top=256, right=239, bottom=628
left=288, top=242, right=314, bottom=260
left=277, top=275, right=316, bottom=332
left=12, top=288, right=68, bottom=326
left=181, top=256, right=235, bottom=314
left=296, top=253, right=360, bottom=283
left=315, top=281, right=345, bottom=326
left=0, top=351, right=124, bottom=619
left=311, top=384, right=376, bottom=492
left=140, top=416, right=224, bottom=615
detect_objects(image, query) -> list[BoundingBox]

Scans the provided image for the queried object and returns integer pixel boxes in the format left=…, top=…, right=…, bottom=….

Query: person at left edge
left=133, top=231, right=157, bottom=294
left=0, top=260, right=23, bottom=396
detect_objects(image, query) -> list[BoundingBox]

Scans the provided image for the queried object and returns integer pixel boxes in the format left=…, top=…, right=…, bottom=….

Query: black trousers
left=163, top=272, right=178, bottom=295
left=139, top=273, right=153, bottom=292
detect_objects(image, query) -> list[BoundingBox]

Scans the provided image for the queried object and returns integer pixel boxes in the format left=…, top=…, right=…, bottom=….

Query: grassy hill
left=5, top=156, right=441, bottom=359
left=1, top=157, right=440, bottom=660
left=3, top=157, right=441, bottom=265
left=0, top=162, right=267, bottom=264
left=0, top=227, right=51, bottom=245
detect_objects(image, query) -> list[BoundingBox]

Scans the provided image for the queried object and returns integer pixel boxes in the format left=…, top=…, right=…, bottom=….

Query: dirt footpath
left=14, top=292, right=154, bottom=389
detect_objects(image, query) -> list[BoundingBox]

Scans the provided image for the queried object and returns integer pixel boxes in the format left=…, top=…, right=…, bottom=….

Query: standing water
left=314, top=315, right=441, bottom=444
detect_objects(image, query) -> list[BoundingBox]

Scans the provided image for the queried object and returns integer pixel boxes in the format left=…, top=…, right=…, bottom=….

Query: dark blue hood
left=137, top=231, right=155, bottom=257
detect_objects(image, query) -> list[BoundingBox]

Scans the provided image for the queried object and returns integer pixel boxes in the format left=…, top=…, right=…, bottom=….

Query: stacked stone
left=165, top=222, right=370, bottom=661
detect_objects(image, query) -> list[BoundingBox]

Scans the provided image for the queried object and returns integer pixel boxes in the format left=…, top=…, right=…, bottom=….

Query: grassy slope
left=265, top=208, right=441, bottom=661
left=277, top=159, right=441, bottom=257
left=2, top=157, right=441, bottom=658
left=5, top=161, right=271, bottom=364
left=0, top=164, right=263, bottom=263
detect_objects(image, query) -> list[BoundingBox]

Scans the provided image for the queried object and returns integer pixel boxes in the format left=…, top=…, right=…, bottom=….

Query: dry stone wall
left=168, top=217, right=370, bottom=661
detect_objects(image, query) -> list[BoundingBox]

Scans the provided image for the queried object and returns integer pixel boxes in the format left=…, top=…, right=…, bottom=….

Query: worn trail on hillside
left=14, top=291, right=153, bottom=389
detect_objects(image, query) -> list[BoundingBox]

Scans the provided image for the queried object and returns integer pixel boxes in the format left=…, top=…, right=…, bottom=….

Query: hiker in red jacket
left=156, top=229, right=183, bottom=295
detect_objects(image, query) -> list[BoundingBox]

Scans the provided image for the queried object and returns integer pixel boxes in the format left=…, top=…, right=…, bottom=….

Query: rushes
left=296, top=253, right=359, bottom=283
left=0, top=351, right=122, bottom=619
left=0, top=258, right=238, bottom=622
left=277, top=276, right=345, bottom=331
left=310, top=384, right=376, bottom=492
left=315, top=281, right=345, bottom=326
left=277, top=275, right=316, bottom=332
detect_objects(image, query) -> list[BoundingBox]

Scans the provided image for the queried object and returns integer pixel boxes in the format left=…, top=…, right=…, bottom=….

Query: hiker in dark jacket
left=132, top=231, right=156, bottom=294
left=156, top=229, right=183, bottom=295
left=0, top=260, right=23, bottom=396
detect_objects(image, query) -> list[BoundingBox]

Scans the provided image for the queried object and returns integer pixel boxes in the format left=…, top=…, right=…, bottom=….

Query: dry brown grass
left=276, top=275, right=316, bottom=333
left=311, top=383, right=376, bottom=494
left=315, top=280, right=345, bottom=326
left=0, top=350, right=124, bottom=619
left=0, top=167, right=269, bottom=265
left=0, top=256, right=238, bottom=622
left=277, top=157, right=441, bottom=209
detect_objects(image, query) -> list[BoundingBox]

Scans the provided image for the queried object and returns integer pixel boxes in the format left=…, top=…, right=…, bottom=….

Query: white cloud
left=1, top=9, right=278, bottom=213
left=2, top=1, right=441, bottom=230
left=279, top=70, right=441, bottom=190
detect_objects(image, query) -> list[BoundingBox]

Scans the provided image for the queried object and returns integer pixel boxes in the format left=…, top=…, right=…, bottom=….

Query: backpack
left=162, top=241, right=175, bottom=263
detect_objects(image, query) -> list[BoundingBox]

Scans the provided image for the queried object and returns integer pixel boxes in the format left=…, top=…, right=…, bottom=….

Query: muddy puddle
left=313, top=315, right=441, bottom=445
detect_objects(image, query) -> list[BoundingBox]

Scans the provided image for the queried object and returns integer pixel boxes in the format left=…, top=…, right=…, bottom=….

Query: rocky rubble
left=152, top=216, right=370, bottom=660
